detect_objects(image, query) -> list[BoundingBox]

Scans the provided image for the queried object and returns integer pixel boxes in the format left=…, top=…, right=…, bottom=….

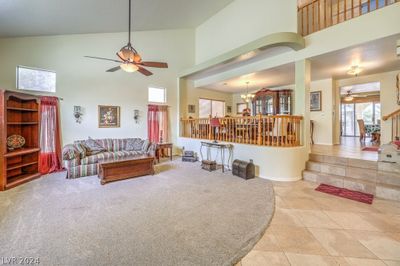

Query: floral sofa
left=62, top=138, right=156, bottom=179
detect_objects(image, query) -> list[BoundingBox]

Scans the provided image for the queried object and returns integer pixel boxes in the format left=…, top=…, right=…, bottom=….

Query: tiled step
left=304, top=153, right=400, bottom=201
left=303, top=170, right=377, bottom=195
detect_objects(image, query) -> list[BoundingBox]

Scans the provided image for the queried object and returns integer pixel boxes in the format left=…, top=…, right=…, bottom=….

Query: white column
left=295, top=59, right=311, bottom=151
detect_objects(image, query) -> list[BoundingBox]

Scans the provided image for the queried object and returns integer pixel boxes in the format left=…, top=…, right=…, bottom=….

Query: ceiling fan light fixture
left=120, top=63, right=139, bottom=73
left=344, top=96, right=354, bottom=101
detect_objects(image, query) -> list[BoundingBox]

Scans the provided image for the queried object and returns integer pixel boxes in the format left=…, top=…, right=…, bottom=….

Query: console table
left=200, top=142, right=233, bottom=172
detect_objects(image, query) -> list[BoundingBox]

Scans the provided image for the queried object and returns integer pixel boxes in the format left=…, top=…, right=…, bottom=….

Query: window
left=199, top=98, right=225, bottom=118
left=17, top=66, right=56, bottom=92
left=148, top=86, right=166, bottom=103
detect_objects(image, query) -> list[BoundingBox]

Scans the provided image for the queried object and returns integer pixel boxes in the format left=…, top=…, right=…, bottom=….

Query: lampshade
left=120, top=63, right=139, bottom=73
left=210, top=117, right=221, bottom=127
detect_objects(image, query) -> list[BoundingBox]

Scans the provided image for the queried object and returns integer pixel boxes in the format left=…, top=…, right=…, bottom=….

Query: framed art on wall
left=188, top=104, right=195, bottom=114
left=98, top=105, right=120, bottom=128
left=310, top=91, right=322, bottom=111
left=227, top=106, right=232, bottom=114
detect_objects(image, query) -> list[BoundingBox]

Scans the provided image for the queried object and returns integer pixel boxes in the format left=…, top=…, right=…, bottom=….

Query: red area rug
left=362, top=146, right=379, bottom=152
left=315, top=183, right=374, bottom=204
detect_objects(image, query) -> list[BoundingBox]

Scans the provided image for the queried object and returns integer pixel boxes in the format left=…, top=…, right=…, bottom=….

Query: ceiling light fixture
left=344, top=90, right=354, bottom=101
left=240, top=82, right=255, bottom=103
left=347, top=65, right=362, bottom=76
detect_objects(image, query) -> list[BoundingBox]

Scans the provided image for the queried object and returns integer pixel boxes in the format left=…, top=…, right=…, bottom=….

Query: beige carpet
left=0, top=160, right=274, bottom=266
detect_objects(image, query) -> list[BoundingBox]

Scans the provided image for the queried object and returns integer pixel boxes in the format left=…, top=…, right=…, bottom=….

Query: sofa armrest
left=62, top=144, right=80, bottom=161
left=147, top=143, right=156, bottom=157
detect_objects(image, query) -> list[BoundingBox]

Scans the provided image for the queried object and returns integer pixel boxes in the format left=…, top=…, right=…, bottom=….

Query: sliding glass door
left=341, top=102, right=381, bottom=137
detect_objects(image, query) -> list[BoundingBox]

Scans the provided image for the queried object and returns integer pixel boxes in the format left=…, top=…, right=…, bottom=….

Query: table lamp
left=210, top=117, right=221, bottom=143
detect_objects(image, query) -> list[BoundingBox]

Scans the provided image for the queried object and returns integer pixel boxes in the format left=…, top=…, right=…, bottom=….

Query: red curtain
left=39, top=96, right=62, bottom=174
left=148, top=105, right=160, bottom=143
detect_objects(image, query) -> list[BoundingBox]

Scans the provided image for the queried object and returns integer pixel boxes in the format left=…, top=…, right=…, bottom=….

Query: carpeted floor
left=0, top=160, right=274, bottom=266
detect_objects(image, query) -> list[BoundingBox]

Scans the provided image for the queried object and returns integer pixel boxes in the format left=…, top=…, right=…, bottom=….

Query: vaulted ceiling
left=0, top=0, right=233, bottom=37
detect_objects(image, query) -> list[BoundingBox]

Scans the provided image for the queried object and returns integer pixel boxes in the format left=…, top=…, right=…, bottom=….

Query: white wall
left=195, top=0, right=297, bottom=63
left=335, top=69, right=400, bottom=144
left=310, top=79, right=335, bottom=145
left=178, top=138, right=306, bottom=181
left=0, top=29, right=195, bottom=145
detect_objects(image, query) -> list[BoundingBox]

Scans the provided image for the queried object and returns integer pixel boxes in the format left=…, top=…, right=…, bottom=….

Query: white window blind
left=148, top=86, right=166, bottom=103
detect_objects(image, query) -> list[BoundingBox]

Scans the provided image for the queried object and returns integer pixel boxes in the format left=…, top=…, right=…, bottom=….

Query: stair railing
left=383, top=108, right=400, bottom=141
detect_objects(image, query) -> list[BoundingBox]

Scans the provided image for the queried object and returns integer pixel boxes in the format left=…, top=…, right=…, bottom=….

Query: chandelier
left=240, top=82, right=255, bottom=103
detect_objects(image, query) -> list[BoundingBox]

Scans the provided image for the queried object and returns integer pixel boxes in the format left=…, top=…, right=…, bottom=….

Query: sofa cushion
left=63, top=158, right=80, bottom=169
left=112, top=139, right=126, bottom=152
left=84, top=137, right=107, bottom=156
left=125, top=138, right=144, bottom=151
left=81, top=152, right=115, bottom=165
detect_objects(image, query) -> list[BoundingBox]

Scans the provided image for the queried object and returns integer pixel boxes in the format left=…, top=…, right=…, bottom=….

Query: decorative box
left=232, top=159, right=255, bottom=179
left=182, top=150, right=198, bottom=162
left=201, top=160, right=217, bottom=171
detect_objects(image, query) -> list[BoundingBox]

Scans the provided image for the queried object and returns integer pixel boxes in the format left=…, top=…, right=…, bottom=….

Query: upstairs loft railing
left=298, top=0, right=399, bottom=36
left=180, top=115, right=304, bottom=147
left=383, top=108, right=400, bottom=141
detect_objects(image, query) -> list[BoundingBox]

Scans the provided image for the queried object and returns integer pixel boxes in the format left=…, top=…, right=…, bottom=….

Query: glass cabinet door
left=265, top=96, right=274, bottom=115
left=279, top=94, right=291, bottom=114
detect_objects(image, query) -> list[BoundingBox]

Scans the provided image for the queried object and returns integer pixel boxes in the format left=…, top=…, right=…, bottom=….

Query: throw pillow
left=125, top=138, right=142, bottom=151
left=84, top=137, right=106, bottom=156
left=74, top=143, right=87, bottom=159
left=62, top=144, right=79, bottom=160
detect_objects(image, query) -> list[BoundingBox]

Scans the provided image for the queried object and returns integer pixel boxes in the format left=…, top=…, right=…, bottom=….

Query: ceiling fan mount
left=84, top=0, right=168, bottom=76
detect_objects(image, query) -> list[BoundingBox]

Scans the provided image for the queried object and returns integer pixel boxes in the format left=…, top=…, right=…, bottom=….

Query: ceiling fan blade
left=106, top=66, right=121, bottom=72
left=137, top=66, right=153, bottom=76
left=84, top=56, right=123, bottom=63
left=140, top=62, right=168, bottom=68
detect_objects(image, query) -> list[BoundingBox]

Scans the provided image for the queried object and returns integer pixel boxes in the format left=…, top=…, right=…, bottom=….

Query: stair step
left=302, top=170, right=400, bottom=201
left=309, top=153, right=378, bottom=169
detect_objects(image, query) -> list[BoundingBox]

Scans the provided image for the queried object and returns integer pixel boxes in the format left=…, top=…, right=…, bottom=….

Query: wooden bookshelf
left=0, top=90, right=41, bottom=191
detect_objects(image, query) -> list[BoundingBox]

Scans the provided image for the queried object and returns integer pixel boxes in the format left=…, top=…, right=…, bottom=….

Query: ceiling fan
left=84, top=0, right=168, bottom=76
left=343, top=90, right=379, bottom=101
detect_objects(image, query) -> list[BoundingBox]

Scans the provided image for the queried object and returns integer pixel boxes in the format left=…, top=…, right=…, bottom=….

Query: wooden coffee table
left=98, top=156, right=155, bottom=185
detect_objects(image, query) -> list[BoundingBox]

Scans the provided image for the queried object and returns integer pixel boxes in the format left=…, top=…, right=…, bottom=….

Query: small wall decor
left=73, top=106, right=83, bottom=123
left=397, top=73, right=400, bottom=105
left=227, top=105, right=232, bottom=114
left=310, top=91, right=322, bottom=111
left=98, top=105, right=120, bottom=128
left=237, top=103, right=248, bottom=114
left=134, top=109, right=140, bottom=123
left=188, top=104, right=195, bottom=113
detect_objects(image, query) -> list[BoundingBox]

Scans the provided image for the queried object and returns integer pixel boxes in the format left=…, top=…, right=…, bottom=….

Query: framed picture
left=237, top=103, right=248, bottom=114
left=397, top=73, right=400, bottom=105
left=188, top=104, right=195, bottom=113
left=227, top=105, right=232, bottom=113
left=310, top=91, right=322, bottom=111
left=98, top=105, right=120, bottom=128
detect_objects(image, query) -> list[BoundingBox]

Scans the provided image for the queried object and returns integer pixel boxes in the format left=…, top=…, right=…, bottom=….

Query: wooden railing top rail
left=181, top=115, right=304, bottom=121
left=383, top=108, right=400, bottom=121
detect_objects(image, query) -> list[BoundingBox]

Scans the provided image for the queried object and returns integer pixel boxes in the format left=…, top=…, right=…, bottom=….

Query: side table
left=156, top=143, right=173, bottom=163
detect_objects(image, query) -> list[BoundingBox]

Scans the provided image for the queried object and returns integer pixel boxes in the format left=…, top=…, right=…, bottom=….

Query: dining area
left=180, top=114, right=304, bottom=147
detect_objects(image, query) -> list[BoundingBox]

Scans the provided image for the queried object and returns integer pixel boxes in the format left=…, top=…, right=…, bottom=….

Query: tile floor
left=237, top=181, right=400, bottom=266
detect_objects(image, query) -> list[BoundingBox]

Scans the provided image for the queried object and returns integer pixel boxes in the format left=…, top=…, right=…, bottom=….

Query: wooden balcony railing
left=383, top=108, right=400, bottom=141
left=298, top=0, right=399, bottom=36
left=180, top=115, right=304, bottom=147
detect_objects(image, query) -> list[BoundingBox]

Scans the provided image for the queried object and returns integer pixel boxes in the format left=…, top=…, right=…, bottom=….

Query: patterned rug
left=361, top=146, right=379, bottom=152
left=315, top=183, right=374, bottom=204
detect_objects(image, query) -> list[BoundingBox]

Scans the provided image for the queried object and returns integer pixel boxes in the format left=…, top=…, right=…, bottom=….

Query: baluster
left=257, top=114, right=262, bottom=145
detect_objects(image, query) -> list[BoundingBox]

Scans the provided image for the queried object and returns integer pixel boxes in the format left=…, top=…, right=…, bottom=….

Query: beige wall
left=180, top=81, right=234, bottom=119
left=0, top=29, right=195, bottom=145
left=335, top=69, right=400, bottom=144
left=195, top=0, right=297, bottom=63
